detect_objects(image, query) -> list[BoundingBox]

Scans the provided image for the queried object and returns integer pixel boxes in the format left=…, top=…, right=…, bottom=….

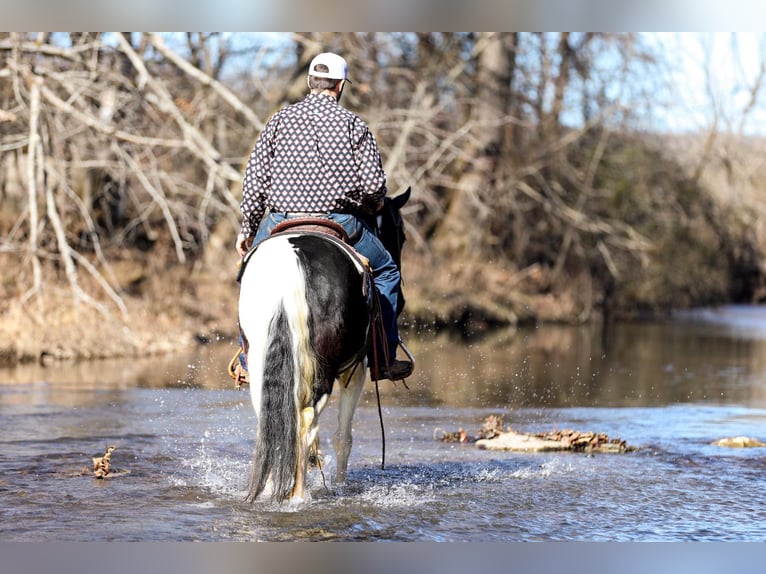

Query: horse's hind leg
left=333, top=363, right=367, bottom=485
left=291, top=405, right=317, bottom=501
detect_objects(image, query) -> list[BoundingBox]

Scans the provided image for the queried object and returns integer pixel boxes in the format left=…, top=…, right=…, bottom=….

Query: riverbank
left=0, top=245, right=592, bottom=367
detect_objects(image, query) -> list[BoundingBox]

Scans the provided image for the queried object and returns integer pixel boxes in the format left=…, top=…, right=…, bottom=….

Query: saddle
left=270, top=217, right=349, bottom=243
left=238, top=216, right=370, bottom=280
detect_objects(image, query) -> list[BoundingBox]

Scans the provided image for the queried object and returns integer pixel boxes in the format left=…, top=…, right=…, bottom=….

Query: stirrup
left=370, top=339, right=416, bottom=382
left=398, top=339, right=415, bottom=369
left=227, top=349, right=249, bottom=388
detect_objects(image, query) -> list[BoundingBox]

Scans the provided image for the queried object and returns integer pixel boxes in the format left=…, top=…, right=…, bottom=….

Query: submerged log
left=439, top=415, right=635, bottom=453
left=476, top=429, right=634, bottom=453
left=476, top=431, right=568, bottom=452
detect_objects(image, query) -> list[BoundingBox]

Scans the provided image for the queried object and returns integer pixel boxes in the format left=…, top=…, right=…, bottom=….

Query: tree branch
left=22, top=76, right=42, bottom=303
left=147, top=33, right=264, bottom=131
left=114, top=33, right=242, bottom=183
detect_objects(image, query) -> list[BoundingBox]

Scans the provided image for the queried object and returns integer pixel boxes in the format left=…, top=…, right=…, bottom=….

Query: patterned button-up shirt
left=239, top=92, right=388, bottom=238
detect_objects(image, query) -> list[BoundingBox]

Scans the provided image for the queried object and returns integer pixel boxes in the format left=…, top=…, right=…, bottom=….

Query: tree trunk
left=432, top=32, right=515, bottom=260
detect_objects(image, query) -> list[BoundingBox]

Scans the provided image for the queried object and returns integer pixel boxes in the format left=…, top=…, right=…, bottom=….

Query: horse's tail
left=239, top=236, right=316, bottom=502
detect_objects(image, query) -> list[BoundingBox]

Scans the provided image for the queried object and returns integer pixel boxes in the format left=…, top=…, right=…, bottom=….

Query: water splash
left=352, top=481, right=437, bottom=507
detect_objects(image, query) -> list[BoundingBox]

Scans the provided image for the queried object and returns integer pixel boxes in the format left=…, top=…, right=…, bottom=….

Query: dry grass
left=0, top=235, right=240, bottom=366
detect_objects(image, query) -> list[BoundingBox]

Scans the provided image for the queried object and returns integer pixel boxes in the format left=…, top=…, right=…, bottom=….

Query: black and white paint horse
left=238, top=188, right=410, bottom=503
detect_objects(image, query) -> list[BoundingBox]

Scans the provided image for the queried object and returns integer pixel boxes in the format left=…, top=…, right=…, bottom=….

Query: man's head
left=308, top=52, right=348, bottom=81
left=307, top=52, right=350, bottom=97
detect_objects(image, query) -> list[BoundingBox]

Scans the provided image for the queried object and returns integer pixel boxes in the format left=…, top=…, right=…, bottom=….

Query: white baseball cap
left=308, top=52, right=351, bottom=82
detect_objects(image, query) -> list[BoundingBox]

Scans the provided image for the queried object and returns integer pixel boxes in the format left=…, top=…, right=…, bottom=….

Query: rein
left=369, top=287, right=390, bottom=470
left=368, top=285, right=411, bottom=471
left=374, top=378, right=386, bottom=470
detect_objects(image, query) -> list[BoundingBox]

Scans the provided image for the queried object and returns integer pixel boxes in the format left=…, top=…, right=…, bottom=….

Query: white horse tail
left=239, top=236, right=316, bottom=502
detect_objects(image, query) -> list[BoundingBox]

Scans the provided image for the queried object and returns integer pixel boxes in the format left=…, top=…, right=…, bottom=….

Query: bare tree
left=0, top=32, right=265, bottom=320
left=1, top=31, right=758, bottom=352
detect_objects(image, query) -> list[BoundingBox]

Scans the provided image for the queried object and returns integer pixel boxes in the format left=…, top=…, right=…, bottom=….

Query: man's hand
left=236, top=233, right=253, bottom=257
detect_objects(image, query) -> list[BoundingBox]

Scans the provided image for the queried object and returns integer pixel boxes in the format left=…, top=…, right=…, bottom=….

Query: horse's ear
left=391, top=186, right=411, bottom=209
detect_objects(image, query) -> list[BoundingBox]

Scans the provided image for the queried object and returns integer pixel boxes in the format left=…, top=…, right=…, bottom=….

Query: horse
left=238, top=188, right=410, bottom=503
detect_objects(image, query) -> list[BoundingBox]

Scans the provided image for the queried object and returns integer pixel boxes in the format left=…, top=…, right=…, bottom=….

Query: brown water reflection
left=4, top=314, right=766, bottom=410
left=0, top=342, right=240, bottom=411
left=0, top=343, right=237, bottom=388
left=393, top=319, right=766, bottom=409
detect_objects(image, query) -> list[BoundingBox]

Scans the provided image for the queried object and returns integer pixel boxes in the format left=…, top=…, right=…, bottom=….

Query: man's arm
left=237, top=118, right=276, bottom=254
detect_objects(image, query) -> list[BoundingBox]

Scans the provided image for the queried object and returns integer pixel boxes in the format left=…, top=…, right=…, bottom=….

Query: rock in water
left=712, top=436, right=766, bottom=448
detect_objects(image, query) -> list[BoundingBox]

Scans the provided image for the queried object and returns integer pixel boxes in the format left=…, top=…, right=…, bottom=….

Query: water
left=3, top=305, right=766, bottom=541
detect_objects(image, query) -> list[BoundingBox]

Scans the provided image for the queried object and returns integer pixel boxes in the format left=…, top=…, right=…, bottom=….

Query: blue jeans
left=254, top=212, right=401, bottom=362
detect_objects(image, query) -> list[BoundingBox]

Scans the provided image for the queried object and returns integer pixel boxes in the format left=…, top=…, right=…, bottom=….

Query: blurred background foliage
left=3, top=32, right=766, bottom=360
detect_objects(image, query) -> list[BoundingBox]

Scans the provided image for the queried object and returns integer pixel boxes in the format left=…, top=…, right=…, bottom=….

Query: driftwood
left=92, top=445, right=116, bottom=479
left=436, top=415, right=635, bottom=453
left=477, top=429, right=634, bottom=453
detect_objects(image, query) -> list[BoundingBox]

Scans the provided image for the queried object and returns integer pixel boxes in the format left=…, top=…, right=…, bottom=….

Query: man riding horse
left=234, top=52, right=413, bottom=382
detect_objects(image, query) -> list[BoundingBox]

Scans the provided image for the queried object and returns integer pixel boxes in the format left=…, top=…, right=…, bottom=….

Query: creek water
left=3, top=305, right=766, bottom=542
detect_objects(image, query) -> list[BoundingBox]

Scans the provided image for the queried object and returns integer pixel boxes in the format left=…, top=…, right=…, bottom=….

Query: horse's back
left=241, top=232, right=366, bottom=306
left=239, top=232, right=371, bottom=384
left=238, top=233, right=305, bottom=348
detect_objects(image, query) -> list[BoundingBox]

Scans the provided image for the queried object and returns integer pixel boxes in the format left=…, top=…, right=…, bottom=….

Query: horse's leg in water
left=333, top=362, right=367, bottom=485
left=291, top=407, right=312, bottom=501
left=292, top=392, right=329, bottom=501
